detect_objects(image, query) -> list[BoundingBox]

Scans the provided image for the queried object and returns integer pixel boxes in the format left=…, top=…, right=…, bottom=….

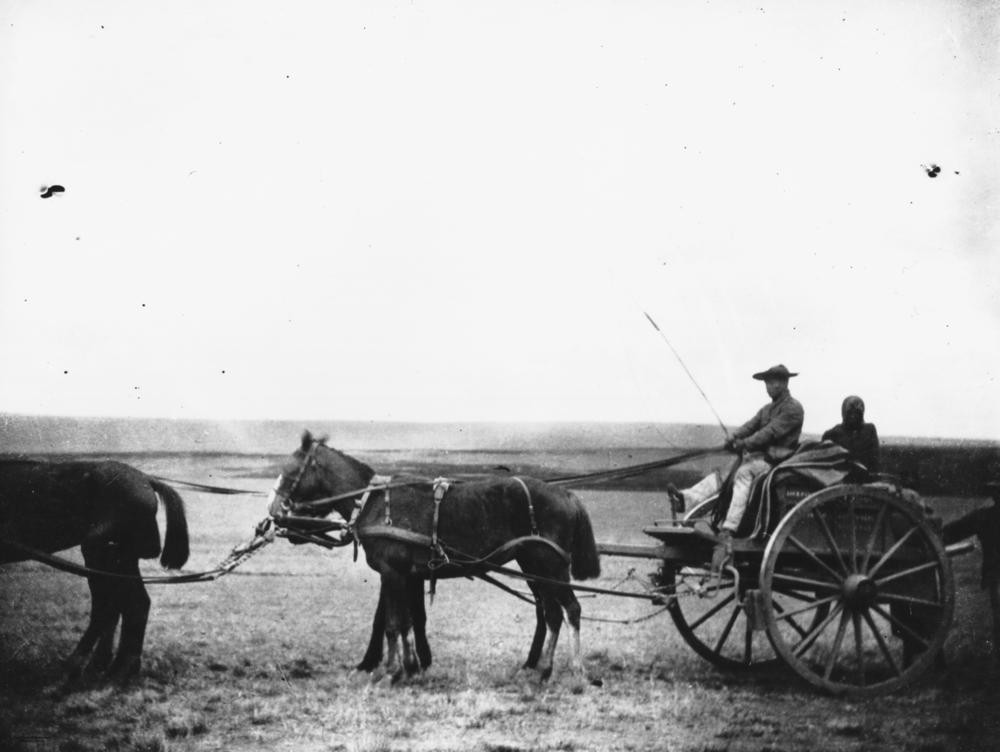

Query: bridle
left=269, top=440, right=320, bottom=515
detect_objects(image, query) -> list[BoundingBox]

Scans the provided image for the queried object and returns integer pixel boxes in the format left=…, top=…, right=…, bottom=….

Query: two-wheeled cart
left=597, top=476, right=970, bottom=697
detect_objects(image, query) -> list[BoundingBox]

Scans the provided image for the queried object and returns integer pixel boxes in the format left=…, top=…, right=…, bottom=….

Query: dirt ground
left=1, top=453, right=998, bottom=752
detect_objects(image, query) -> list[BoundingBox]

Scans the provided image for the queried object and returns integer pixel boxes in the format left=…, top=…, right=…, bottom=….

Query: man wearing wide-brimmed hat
left=716, top=364, right=805, bottom=535
left=668, top=364, right=804, bottom=534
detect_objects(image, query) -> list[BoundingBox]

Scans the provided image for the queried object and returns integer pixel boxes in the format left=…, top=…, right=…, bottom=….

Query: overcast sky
left=1, top=1, right=997, bottom=440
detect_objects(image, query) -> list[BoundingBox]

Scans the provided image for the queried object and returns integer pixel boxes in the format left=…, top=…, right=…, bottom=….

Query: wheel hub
left=842, top=573, right=877, bottom=610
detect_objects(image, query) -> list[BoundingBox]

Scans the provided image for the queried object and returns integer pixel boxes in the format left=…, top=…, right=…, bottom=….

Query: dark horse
left=0, top=458, right=189, bottom=681
left=268, top=431, right=601, bottom=682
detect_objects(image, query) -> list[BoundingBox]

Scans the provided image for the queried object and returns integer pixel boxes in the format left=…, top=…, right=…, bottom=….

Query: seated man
left=721, top=364, right=805, bottom=536
left=668, top=364, right=804, bottom=536
left=822, top=395, right=881, bottom=474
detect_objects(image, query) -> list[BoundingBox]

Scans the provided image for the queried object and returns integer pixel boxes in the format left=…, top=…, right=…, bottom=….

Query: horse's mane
left=322, top=443, right=376, bottom=480
left=302, top=431, right=375, bottom=481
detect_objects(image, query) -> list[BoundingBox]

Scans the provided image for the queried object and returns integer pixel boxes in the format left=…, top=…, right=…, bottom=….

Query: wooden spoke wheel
left=667, top=562, right=830, bottom=671
left=759, top=485, right=954, bottom=696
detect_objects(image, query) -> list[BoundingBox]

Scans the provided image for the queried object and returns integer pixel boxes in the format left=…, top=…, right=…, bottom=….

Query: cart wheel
left=759, top=485, right=954, bottom=696
left=666, top=564, right=829, bottom=670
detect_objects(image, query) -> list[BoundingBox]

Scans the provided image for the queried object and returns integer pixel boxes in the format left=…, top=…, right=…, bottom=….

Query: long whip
left=642, top=310, right=731, bottom=442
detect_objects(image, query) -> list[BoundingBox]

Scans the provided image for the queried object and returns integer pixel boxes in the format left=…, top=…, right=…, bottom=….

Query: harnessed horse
left=0, top=458, right=189, bottom=681
left=268, top=431, right=601, bottom=682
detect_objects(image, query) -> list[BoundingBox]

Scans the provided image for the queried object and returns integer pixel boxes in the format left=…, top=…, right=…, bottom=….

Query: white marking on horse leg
left=383, top=633, right=401, bottom=682
left=401, top=630, right=419, bottom=675
left=538, top=623, right=560, bottom=680
left=569, top=622, right=583, bottom=677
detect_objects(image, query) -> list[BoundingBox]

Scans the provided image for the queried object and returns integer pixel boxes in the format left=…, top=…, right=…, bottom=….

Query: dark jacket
left=733, top=390, right=804, bottom=462
left=822, top=423, right=881, bottom=474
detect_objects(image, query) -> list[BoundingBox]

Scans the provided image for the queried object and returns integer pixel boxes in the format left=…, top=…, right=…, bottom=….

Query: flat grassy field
left=1, top=452, right=997, bottom=752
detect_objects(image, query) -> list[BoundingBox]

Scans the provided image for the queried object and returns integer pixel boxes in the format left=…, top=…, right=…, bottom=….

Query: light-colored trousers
left=680, top=470, right=722, bottom=509
left=721, top=455, right=772, bottom=533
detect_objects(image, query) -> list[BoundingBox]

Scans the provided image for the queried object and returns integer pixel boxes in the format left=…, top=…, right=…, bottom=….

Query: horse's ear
left=300, top=430, right=313, bottom=451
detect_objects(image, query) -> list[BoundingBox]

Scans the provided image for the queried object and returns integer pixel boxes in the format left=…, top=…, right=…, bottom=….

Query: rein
left=545, top=446, right=726, bottom=487
left=289, top=445, right=726, bottom=514
left=0, top=520, right=275, bottom=584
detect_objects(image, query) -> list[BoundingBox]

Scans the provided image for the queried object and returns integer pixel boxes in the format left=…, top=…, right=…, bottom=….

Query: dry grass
left=1, top=454, right=998, bottom=751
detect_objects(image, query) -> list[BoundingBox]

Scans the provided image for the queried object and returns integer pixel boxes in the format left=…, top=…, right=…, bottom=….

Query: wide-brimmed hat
left=752, top=364, right=798, bottom=381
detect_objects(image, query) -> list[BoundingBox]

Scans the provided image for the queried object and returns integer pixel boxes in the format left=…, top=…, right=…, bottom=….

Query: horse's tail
left=570, top=495, right=601, bottom=580
left=150, top=479, right=190, bottom=569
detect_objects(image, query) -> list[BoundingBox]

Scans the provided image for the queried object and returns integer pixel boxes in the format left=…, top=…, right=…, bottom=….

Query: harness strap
left=356, top=526, right=571, bottom=565
left=354, top=474, right=391, bottom=526
left=512, top=476, right=538, bottom=535
left=431, top=477, right=451, bottom=555
left=380, top=477, right=393, bottom=526
left=0, top=524, right=275, bottom=584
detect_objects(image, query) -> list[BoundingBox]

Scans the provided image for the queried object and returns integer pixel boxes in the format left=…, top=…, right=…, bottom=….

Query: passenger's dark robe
left=821, top=422, right=880, bottom=474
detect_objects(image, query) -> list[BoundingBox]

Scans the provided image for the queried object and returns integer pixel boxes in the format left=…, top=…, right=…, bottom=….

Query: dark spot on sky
left=221, top=370, right=226, bottom=374
left=923, top=164, right=941, bottom=178
left=40, top=185, right=65, bottom=198
left=63, top=370, right=68, bottom=375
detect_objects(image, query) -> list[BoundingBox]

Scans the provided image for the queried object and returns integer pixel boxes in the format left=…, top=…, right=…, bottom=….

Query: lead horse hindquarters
left=0, top=459, right=189, bottom=683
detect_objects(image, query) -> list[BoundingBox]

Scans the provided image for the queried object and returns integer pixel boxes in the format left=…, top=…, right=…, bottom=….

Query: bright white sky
left=1, top=1, right=998, bottom=440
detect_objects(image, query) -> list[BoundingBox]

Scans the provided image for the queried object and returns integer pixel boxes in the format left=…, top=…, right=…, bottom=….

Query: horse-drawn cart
left=3, top=435, right=973, bottom=696
left=598, top=475, right=969, bottom=697
left=257, top=433, right=972, bottom=697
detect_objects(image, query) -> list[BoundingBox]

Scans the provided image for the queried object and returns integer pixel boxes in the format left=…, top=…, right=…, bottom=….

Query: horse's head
left=267, top=431, right=375, bottom=520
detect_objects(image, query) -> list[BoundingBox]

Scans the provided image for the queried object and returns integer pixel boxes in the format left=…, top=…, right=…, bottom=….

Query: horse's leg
left=409, top=578, right=431, bottom=670
left=523, top=581, right=546, bottom=670
left=554, top=585, right=585, bottom=679
left=357, top=585, right=386, bottom=672
left=381, top=570, right=417, bottom=682
left=108, top=555, right=150, bottom=682
left=88, top=618, right=120, bottom=676
left=65, top=543, right=120, bottom=680
left=990, top=580, right=1000, bottom=668
left=534, top=585, right=564, bottom=681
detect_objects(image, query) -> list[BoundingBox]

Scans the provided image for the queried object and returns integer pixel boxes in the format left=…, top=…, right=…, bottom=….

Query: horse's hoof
left=108, top=656, right=141, bottom=685
left=63, top=655, right=87, bottom=682
left=86, top=655, right=113, bottom=677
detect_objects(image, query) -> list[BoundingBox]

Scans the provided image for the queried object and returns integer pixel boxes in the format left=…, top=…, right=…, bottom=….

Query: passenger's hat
left=752, top=364, right=798, bottom=380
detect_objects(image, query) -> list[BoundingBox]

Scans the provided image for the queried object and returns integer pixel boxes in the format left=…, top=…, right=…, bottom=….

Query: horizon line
left=2, top=411, right=997, bottom=446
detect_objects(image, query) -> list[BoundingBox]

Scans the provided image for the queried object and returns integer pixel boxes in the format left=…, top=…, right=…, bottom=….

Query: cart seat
left=734, top=441, right=870, bottom=539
